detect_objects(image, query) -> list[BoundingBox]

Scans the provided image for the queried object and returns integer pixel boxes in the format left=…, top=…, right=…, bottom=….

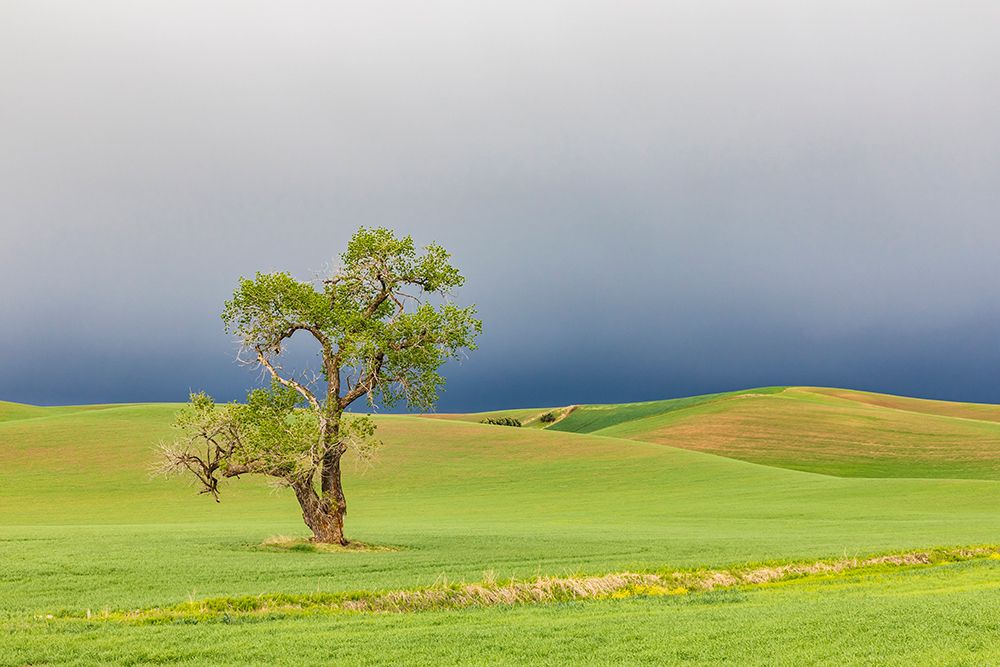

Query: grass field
left=3, top=388, right=1000, bottom=664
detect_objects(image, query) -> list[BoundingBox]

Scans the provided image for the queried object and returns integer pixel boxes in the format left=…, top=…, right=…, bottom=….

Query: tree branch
left=339, top=352, right=385, bottom=408
left=276, top=323, right=330, bottom=350
left=389, top=329, right=432, bottom=351
left=255, top=346, right=322, bottom=411
left=364, top=279, right=391, bottom=317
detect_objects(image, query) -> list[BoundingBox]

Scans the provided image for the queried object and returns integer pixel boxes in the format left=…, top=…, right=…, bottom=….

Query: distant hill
left=434, top=387, right=1000, bottom=480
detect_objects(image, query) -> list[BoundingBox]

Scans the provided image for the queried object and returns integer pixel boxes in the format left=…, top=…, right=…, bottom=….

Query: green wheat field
left=3, top=386, right=1000, bottom=665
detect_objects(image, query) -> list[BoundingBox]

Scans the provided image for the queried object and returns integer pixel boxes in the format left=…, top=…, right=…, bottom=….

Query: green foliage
left=165, top=384, right=381, bottom=496
left=338, top=227, right=464, bottom=298
left=539, top=412, right=557, bottom=423
left=339, top=412, right=379, bottom=464
left=221, top=227, right=481, bottom=411
left=224, top=385, right=319, bottom=478
left=221, top=272, right=334, bottom=354
left=480, top=416, right=522, bottom=427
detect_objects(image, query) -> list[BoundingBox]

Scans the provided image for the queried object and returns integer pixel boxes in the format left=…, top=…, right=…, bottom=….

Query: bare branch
left=255, top=346, right=322, bottom=411
left=339, top=353, right=385, bottom=409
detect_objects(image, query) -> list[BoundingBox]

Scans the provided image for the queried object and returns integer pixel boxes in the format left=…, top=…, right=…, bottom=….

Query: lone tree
left=159, top=228, right=481, bottom=544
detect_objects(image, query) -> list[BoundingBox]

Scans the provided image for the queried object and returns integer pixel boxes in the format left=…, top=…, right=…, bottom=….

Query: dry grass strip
left=54, top=545, right=1000, bottom=623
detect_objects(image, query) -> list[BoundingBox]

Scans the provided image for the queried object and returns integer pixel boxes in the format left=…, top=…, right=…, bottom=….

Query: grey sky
left=2, top=1, right=999, bottom=409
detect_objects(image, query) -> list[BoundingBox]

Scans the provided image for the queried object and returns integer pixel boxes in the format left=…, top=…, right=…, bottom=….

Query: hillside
left=441, top=387, right=1000, bottom=479
left=3, top=396, right=1000, bottom=571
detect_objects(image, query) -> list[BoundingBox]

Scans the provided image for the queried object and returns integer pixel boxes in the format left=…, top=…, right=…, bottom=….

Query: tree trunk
left=321, top=446, right=347, bottom=523
left=318, top=415, right=348, bottom=544
left=286, top=411, right=350, bottom=545
left=291, top=478, right=347, bottom=545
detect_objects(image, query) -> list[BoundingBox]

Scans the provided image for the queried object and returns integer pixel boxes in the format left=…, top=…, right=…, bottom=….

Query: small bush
left=480, top=416, right=522, bottom=427
left=539, top=412, right=557, bottom=423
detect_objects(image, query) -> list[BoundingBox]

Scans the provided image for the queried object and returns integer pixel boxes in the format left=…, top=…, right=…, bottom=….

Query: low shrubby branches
left=65, top=545, right=1000, bottom=623
left=480, top=416, right=522, bottom=427
left=539, top=412, right=557, bottom=423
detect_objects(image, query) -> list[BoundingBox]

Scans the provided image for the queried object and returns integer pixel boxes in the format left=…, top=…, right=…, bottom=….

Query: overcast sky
left=2, top=1, right=999, bottom=410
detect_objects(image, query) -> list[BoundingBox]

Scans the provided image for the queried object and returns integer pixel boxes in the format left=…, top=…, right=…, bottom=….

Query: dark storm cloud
left=2, top=1, right=999, bottom=409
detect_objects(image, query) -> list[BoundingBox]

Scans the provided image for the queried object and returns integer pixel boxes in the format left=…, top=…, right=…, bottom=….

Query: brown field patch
left=801, top=387, right=1000, bottom=424
left=616, top=393, right=1000, bottom=477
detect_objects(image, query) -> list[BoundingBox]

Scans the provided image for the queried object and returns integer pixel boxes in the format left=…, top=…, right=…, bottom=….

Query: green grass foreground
left=3, top=389, right=1000, bottom=664
left=7, top=560, right=1000, bottom=665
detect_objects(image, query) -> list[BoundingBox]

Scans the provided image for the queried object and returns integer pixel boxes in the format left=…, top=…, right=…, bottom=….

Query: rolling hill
left=3, top=388, right=1000, bottom=665
left=438, top=386, right=1000, bottom=479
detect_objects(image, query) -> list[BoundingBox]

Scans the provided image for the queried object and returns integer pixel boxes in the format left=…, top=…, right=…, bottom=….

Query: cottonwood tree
left=159, top=228, right=481, bottom=544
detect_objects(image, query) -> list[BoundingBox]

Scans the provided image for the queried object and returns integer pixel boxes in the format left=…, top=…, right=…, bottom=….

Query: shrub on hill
left=539, top=412, right=557, bottom=423
left=481, top=416, right=522, bottom=427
